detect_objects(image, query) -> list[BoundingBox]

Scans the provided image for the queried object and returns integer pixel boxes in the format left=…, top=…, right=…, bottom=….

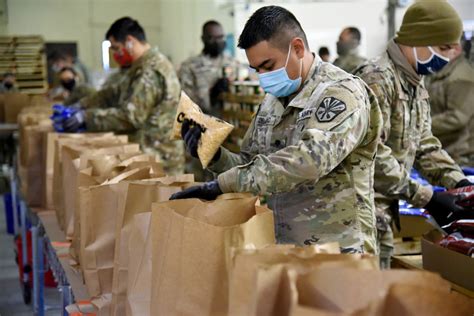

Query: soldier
left=426, top=36, right=474, bottom=167
left=355, top=0, right=473, bottom=268
left=318, top=46, right=330, bottom=62
left=56, top=17, right=184, bottom=175
left=0, top=72, right=19, bottom=93
left=178, top=20, right=240, bottom=116
left=59, top=67, right=95, bottom=106
left=333, top=27, right=366, bottom=74
left=101, top=64, right=130, bottom=90
left=171, top=6, right=382, bottom=254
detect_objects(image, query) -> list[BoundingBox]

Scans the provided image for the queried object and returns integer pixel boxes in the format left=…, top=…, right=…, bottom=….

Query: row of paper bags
left=17, top=110, right=474, bottom=316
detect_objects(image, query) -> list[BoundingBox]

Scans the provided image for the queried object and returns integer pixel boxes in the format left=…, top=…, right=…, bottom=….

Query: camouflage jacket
left=63, top=83, right=95, bottom=106
left=101, top=68, right=129, bottom=90
left=333, top=50, right=367, bottom=74
left=80, top=47, right=184, bottom=174
left=178, top=53, right=240, bottom=113
left=355, top=51, right=465, bottom=213
left=209, top=59, right=382, bottom=254
left=426, top=56, right=474, bottom=166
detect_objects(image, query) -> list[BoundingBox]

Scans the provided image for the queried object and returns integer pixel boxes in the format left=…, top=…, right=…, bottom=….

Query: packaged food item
left=438, top=232, right=474, bottom=257
left=172, top=92, right=233, bottom=168
left=445, top=185, right=474, bottom=208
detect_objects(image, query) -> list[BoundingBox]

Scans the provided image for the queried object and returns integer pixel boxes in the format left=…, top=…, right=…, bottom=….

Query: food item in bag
left=172, top=92, right=233, bottom=168
left=438, top=232, right=474, bottom=257
left=446, top=185, right=474, bottom=208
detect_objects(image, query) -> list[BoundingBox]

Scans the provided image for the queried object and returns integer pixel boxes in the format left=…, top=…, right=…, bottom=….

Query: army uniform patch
left=316, top=97, right=346, bottom=122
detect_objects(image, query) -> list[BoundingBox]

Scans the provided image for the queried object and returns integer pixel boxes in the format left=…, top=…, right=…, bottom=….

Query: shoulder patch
left=316, top=97, right=346, bottom=122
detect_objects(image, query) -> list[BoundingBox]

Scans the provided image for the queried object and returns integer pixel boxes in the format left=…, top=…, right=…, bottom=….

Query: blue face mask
left=414, top=46, right=449, bottom=75
left=258, top=44, right=303, bottom=97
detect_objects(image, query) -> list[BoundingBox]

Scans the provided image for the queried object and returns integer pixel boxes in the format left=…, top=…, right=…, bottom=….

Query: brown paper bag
left=228, top=245, right=378, bottom=316
left=126, top=212, right=152, bottom=316
left=294, top=266, right=450, bottom=314
left=18, top=124, right=53, bottom=206
left=62, top=143, right=140, bottom=238
left=45, top=132, right=114, bottom=210
left=80, top=167, right=155, bottom=297
left=110, top=175, right=195, bottom=316
left=53, top=135, right=128, bottom=230
left=69, top=152, right=161, bottom=266
left=150, top=195, right=275, bottom=316
left=4, top=93, right=30, bottom=123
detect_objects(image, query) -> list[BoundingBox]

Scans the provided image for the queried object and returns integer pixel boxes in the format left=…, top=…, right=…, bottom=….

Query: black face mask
left=61, top=79, right=76, bottom=91
left=4, top=82, right=13, bottom=90
left=204, top=41, right=226, bottom=58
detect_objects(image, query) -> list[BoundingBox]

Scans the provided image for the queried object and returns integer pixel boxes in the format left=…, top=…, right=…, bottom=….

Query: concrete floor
left=0, top=196, right=61, bottom=316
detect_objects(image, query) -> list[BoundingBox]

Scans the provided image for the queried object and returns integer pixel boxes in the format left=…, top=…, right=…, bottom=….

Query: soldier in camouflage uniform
left=101, top=66, right=129, bottom=90
left=58, top=17, right=184, bottom=175
left=426, top=43, right=474, bottom=167
left=333, top=27, right=366, bottom=74
left=355, top=1, right=472, bottom=268
left=179, top=20, right=240, bottom=116
left=59, top=67, right=96, bottom=106
left=171, top=6, right=382, bottom=254
left=179, top=20, right=240, bottom=181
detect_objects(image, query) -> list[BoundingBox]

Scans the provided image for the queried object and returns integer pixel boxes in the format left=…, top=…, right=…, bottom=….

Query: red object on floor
left=15, top=231, right=57, bottom=288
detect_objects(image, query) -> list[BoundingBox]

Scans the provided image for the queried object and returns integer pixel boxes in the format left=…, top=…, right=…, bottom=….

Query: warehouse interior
left=0, top=0, right=474, bottom=315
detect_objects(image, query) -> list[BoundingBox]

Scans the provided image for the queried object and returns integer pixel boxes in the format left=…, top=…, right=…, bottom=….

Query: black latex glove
left=425, top=191, right=466, bottom=227
left=181, top=119, right=221, bottom=161
left=63, top=110, right=85, bottom=132
left=210, top=78, right=229, bottom=101
left=169, top=180, right=223, bottom=200
left=455, top=179, right=473, bottom=188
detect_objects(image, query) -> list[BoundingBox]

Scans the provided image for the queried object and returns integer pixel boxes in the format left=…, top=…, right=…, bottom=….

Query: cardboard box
left=422, top=230, right=474, bottom=291
left=394, top=214, right=435, bottom=238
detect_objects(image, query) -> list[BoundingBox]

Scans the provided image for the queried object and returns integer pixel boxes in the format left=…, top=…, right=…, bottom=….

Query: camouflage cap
left=395, top=0, right=463, bottom=46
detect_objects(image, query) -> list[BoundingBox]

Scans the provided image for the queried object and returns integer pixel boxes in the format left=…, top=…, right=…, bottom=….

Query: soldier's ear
left=292, top=38, right=306, bottom=59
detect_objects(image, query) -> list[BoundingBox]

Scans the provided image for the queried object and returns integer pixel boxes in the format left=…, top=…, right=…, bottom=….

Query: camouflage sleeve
left=207, top=115, right=258, bottom=173
left=80, top=84, right=119, bottom=109
left=216, top=86, right=368, bottom=195
left=85, top=69, right=165, bottom=133
left=360, top=70, right=432, bottom=207
left=431, top=80, right=474, bottom=136
left=178, top=62, right=203, bottom=108
left=64, top=85, right=96, bottom=106
left=414, top=101, right=465, bottom=189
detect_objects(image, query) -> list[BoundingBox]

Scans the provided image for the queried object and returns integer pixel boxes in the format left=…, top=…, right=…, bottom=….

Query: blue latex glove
left=50, top=104, right=85, bottom=132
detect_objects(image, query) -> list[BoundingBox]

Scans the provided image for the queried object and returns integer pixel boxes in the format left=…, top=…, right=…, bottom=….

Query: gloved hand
left=210, top=78, right=230, bottom=101
left=63, top=109, right=85, bottom=132
left=425, top=191, right=467, bottom=226
left=455, top=179, right=473, bottom=188
left=181, top=119, right=222, bottom=161
left=169, top=180, right=223, bottom=200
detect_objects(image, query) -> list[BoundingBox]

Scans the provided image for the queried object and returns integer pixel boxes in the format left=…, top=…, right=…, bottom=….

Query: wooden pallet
left=0, top=36, right=47, bottom=95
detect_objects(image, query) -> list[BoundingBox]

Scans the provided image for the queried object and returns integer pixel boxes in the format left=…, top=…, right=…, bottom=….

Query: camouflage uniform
left=209, top=58, right=382, bottom=254
left=80, top=47, right=185, bottom=175
left=63, top=83, right=95, bottom=106
left=178, top=53, right=240, bottom=113
left=355, top=41, right=465, bottom=267
left=101, top=68, right=129, bottom=90
left=426, top=56, right=474, bottom=166
left=333, top=50, right=367, bottom=74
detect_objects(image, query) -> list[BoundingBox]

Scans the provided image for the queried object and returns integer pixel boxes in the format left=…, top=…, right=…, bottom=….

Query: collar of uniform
left=199, top=52, right=226, bottom=66
left=283, top=53, right=321, bottom=110
left=129, top=46, right=156, bottom=72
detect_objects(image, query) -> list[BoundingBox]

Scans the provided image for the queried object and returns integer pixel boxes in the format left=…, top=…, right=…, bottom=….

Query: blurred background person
left=334, top=26, right=366, bottom=73
left=318, top=46, right=330, bottom=62
left=58, top=67, right=96, bottom=106
left=0, top=72, right=19, bottom=93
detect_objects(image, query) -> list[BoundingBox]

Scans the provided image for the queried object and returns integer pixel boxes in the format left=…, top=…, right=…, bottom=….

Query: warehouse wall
left=1, top=0, right=232, bottom=71
left=1, top=0, right=472, bottom=71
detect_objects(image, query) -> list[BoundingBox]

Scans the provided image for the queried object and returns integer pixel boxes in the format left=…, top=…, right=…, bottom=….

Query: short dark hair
left=318, top=47, right=330, bottom=56
left=238, top=6, right=309, bottom=51
left=202, top=20, right=222, bottom=35
left=346, top=27, right=362, bottom=43
left=58, top=66, right=76, bottom=76
left=106, top=17, right=146, bottom=43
